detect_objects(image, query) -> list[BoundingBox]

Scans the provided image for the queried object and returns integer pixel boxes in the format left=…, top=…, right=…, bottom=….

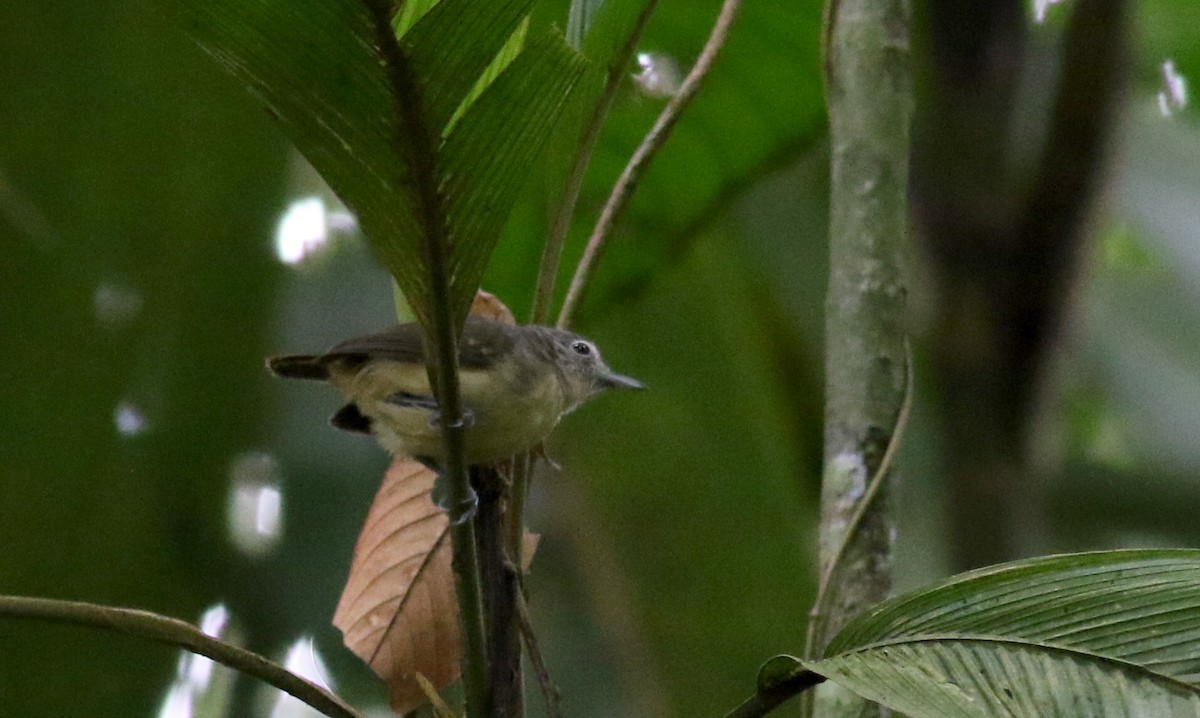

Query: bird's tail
left=266, top=355, right=330, bottom=380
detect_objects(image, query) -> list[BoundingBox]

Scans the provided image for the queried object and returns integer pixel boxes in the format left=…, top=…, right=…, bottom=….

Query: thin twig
left=414, top=673, right=458, bottom=718
left=804, top=343, right=913, bottom=660
left=505, top=453, right=534, bottom=578
left=0, top=596, right=362, bottom=718
left=529, top=0, right=660, bottom=325
left=556, top=0, right=745, bottom=329
left=516, top=590, right=562, bottom=718
left=364, top=1, right=490, bottom=712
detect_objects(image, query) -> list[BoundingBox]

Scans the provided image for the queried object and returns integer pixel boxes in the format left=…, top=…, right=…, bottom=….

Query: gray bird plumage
left=266, top=316, right=643, bottom=464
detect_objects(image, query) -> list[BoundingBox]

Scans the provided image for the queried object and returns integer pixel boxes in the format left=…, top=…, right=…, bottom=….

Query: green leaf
left=393, top=0, right=439, bottom=36
left=441, top=17, right=530, bottom=137
left=194, top=0, right=589, bottom=333
left=440, top=29, right=591, bottom=323
left=814, top=639, right=1200, bottom=718
left=191, top=0, right=422, bottom=296
left=808, top=550, right=1200, bottom=717
left=404, top=0, right=532, bottom=132
left=490, top=0, right=825, bottom=317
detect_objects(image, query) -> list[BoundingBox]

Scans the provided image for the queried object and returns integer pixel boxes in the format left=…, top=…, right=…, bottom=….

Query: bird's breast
left=330, top=358, right=569, bottom=464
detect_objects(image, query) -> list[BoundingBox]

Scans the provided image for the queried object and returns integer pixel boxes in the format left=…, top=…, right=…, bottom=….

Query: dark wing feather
left=325, top=322, right=425, bottom=363
left=266, top=355, right=330, bottom=380
left=330, top=403, right=372, bottom=434
left=321, top=316, right=516, bottom=369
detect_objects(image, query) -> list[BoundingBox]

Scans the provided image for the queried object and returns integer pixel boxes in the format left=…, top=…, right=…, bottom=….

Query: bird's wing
left=322, top=316, right=516, bottom=369
left=266, top=355, right=329, bottom=380
left=330, top=403, right=372, bottom=434
left=325, top=322, right=425, bottom=364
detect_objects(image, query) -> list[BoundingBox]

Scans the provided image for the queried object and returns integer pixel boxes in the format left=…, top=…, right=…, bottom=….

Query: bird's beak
left=598, top=372, right=646, bottom=391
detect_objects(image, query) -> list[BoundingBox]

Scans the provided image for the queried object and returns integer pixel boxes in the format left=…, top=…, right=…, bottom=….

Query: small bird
left=267, top=315, right=644, bottom=465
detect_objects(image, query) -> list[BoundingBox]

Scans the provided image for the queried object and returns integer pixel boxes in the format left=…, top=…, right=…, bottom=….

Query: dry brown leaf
left=333, top=290, right=534, bottom=713
left=334, top=459, right=541, bottom=713
left=333, top=458, right=457, bottom=713
left=469, top=289, right=516, bottom=325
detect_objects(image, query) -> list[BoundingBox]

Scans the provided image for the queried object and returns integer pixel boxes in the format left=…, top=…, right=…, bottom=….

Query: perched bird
left=267, top=315, right=643, bottom=465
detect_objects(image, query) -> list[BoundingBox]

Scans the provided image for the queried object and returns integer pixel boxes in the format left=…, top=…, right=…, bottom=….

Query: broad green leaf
left=440, top=30, right=590, bottom=324
left=815, top=639, right=1200, bottom=718
left=192, top=0, right=425, bottom=305
left=808, top=551, right=1200, bottom=717
left=828, top=550, right=1200, bottom=678
left=588, top=0, right=823, bottom=248
left=195, top=0, right=589, bottom=333
left=404, top=0, right=532, bottom=132
left=488, top=0, right=824, bottom=318
left=441, top=17, right=530, bottom=137
left=393, top=0, right=439, bottom=36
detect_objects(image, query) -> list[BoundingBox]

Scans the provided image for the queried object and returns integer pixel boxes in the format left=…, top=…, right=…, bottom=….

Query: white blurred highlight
left=185, top=604, right=231, bottom=691
left=157, top=683, right=193, bottom=718
left=156, top=604, right=235, bottom=718
left=274, top=197, right=356, bottom=265
left=93, top=282, right=143, bottom=325
left=268, top=637, right=334, bottom=718
left=1032, top=0, right=1070, bottom=24
left=227, top=451, right=285, bottom=556
left=633, top=52, right=682, bottom=98
left=113, top=400, right=147, bottom=436
left=1032, top=0, right=1066, bottom=24
left=1158, top=60, right=1188, bottom=117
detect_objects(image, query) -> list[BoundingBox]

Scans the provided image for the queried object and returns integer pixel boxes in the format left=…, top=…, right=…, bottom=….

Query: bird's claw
left=430, top=471, right=479, bottom=525
left=428, top=408, right=476, bottom=430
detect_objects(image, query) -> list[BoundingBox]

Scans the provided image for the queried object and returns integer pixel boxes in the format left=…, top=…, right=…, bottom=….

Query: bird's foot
left=427, top=407, right=476, bottom=430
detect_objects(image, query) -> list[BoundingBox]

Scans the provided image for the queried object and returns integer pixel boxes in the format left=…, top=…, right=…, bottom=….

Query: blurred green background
left=1, top=1, right=1198, bottom=716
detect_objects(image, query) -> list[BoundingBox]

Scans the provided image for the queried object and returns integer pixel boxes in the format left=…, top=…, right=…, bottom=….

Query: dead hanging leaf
left=470, top=289, right=516, bottom=325
left=334, top=459, right=541, bottom=713
left=333, top=290, right=534, bottom=713
left=333, top=458, right=457, bottom=714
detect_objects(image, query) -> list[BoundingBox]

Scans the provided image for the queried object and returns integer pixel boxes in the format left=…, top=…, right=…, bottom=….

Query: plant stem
left=556, top=0, right=744, bottom=330
left=0, top=596, right=362, bottom=718
left=529, top=0, right=660, bottom=325
left=475, top=466, right=524, bottom=717
left=805, top=1, right=911, bottom=716
left=364, top=2, right=489, bottom=713
left=505, top=453, right=533, bottom=567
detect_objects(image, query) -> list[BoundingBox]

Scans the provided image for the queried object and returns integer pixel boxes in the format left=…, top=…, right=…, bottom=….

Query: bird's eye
left=571, top=340, right=592, bottom=356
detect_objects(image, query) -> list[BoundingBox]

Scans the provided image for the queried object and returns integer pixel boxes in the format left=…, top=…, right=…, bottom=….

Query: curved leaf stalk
left=724, top=665, right=826, bottom=718
left=529, top=0, right=660, bottom=325
left=0, top=596, right=362, bottom=718
left=556, top=0, right=745, bottom=330
left=362, top=2, right=488, bottom=712
left=804, top=0, right=912, bottom=716
left=195, top=2, right=588, bottom=714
